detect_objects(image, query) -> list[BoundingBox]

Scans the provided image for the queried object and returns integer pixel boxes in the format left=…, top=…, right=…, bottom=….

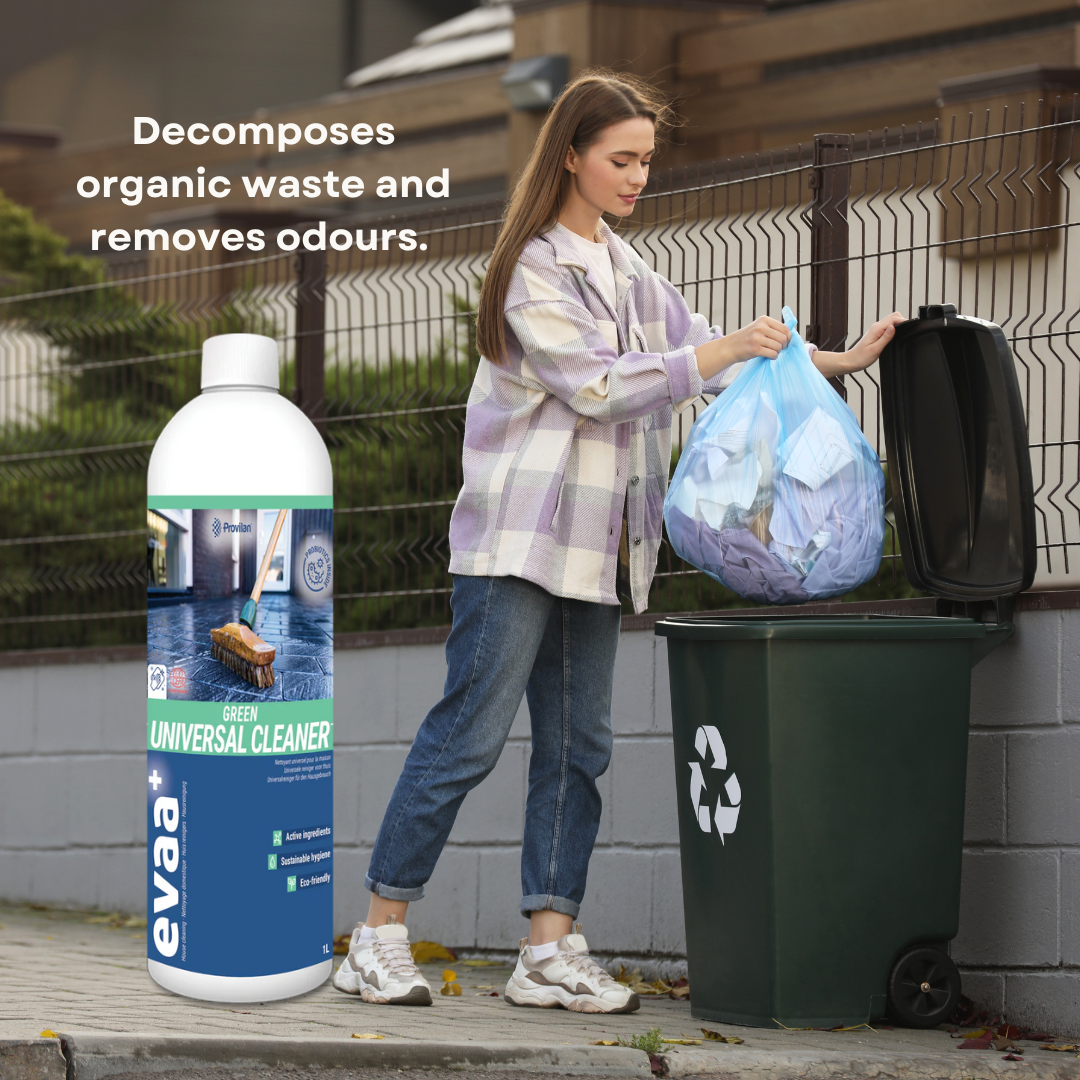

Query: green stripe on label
left=147, top=699, right=333, bottom=755
left=146, top=496, right=333, bottom=510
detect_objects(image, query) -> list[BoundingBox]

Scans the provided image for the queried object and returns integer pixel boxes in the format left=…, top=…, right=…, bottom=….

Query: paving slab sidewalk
left=2, top=904, right=1078, bottom=1080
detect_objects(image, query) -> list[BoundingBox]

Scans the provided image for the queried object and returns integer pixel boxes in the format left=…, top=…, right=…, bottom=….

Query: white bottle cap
left=201, top=334, right=279, bottom=390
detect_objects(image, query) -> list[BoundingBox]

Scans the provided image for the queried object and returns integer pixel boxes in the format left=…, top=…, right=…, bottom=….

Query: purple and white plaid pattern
left=448, top=220, right=732, bottom=614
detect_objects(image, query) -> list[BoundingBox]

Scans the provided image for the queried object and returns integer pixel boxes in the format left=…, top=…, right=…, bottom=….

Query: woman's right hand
left=694, top=316, right=791, bottom=381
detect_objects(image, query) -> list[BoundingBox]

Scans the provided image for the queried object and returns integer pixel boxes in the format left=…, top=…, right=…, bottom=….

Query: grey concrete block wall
left=331, top=629, right=681, bottom=957
left=957, top=607, right=1080, bottom=1035
left=0, top=659, right=146, bottom=913
left=1, top=605, right=1078, bottom=1034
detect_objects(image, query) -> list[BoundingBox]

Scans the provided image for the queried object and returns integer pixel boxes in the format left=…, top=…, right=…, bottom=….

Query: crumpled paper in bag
left=664, top=307, right=885, bottom=604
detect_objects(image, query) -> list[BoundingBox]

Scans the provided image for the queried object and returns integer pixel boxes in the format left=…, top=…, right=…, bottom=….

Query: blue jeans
left=365, top=574, right=622, bottom=918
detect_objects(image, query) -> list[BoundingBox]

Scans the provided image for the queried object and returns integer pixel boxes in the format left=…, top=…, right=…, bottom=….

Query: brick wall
left=331, top=629, right=682, bottom=961
left=191, top=510, right=232, bottom=600
left=0, top=608, right=1077, bottom=1034
left=0, top=657, right=145, bottom=911
left=954, top=608, right=1080, bottom=1033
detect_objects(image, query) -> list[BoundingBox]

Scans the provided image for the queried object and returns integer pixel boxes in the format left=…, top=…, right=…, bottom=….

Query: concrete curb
left=658, top=1045, right=1080, bottom=1079
left=0, top=1039, right=66, bottom=1080
left=5, top=1034, right=1078, bottom=1080
left=54, top=1033, right=654, bottom=1078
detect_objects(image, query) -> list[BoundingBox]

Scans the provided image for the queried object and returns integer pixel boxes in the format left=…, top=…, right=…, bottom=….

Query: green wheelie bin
left=656, top=305, right=1037, bottom=1029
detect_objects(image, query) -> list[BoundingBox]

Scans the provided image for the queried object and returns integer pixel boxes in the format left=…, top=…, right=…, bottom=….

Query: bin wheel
left=886, top=946, right=961, bottom=1028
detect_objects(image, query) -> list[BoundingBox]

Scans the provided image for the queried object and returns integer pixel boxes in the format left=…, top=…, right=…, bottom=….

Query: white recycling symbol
left=689, top=725, right=741, bottom=843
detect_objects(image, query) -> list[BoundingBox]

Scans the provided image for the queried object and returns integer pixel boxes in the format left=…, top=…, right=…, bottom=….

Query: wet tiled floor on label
left=147, top=594, right=333, bottom=702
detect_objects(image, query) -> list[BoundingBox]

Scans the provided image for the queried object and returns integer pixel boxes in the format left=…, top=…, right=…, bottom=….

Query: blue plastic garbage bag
left=664, top=307, right=885, bottom=604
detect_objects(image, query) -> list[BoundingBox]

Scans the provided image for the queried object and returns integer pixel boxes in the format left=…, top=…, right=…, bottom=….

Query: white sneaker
left=504, top=924, right=640, bottom=1014
left=332, top=916, right=432, bottom=1005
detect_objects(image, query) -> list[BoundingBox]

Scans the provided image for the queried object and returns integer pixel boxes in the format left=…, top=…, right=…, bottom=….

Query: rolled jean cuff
left=365, top=874, right=425, bottom=902
left=520, top=893, right=580, bottom=919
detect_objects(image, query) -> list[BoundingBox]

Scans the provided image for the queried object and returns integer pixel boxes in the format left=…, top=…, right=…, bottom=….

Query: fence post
left=807, top=133, right=852, bottom=396
left=294, top=248, right=326, bottom=421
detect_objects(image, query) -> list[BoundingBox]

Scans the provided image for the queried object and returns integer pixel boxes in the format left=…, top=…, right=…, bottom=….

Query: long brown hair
left=475, top=69, right=674, bottom=365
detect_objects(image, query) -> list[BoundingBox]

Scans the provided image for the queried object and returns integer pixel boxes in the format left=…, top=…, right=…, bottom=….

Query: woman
left=334, top=70, right=902, bottom=1012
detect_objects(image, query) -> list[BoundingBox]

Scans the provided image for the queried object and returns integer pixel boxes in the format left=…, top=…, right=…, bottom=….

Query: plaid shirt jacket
left=448, top=220, right=734, bottom=614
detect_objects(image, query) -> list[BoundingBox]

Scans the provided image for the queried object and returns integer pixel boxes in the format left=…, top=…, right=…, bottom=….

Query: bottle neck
left=202, top=384, right=277, bottom=394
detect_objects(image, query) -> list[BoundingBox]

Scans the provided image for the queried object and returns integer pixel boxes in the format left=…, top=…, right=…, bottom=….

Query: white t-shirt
left=565, top=227, right=632, bottom=597
left=566, top=229, right=618, bottom=311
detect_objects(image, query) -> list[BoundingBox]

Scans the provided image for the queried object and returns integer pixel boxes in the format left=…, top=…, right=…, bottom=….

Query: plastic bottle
left=146, top=333, right=334, bottom=1002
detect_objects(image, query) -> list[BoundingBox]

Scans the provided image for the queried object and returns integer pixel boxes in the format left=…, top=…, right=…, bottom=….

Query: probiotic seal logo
left=689, top=725, right=742, bottom=843
left=303, top=544, right=332, bottom=592
left=211, top=517, right=222, bottom=538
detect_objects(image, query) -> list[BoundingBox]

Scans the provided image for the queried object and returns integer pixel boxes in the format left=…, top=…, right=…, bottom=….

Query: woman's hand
left=812, top=312, right=906, bottom=378
left=695, top=316, right=790, bottom=381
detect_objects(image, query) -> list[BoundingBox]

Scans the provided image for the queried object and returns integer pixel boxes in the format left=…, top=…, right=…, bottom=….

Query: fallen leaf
left=39, top=1030, right=58, bottom=1039
left=442, top=969, right=457, bottom=983
left=85, top=912, right=146, bottom=929
left=591, top=1040, right=619, bottom=1046
left=333, top=934, right=352, bottom=955
left=701, top=1029, right=743, bottom=1044
left=662, top=1038, right=701, bottom=1045
left=960, top=1038, right=994, bottom=1050
left=439, top=982, right=462, bottom=996
left=1003, top=1054, right=1024, bottom=1061
left=351, top=1033, right=384, bottom=1040
left=411, top=940, right=457, bottom=964
left=996, top=1024, right=1021, bottom=1040
left=993, top=1037, right=1022, bottom=1052
left=830, top=1024, right=876, bottom=1033
left=474, top=990, right=499, bottom=997
left=1040, top=1044, right=1080, bottom=1052
left=613, top=965, right=676, bottom=995
left=959, top=1028, right=990, bottom=1040
left=462, top=959, right=498, bottom=967
left=669, top=985, right=690, bottom=1000
left=773, top=1020, right=812, bottom=1031
left=472, top=985, right=495, bottom=990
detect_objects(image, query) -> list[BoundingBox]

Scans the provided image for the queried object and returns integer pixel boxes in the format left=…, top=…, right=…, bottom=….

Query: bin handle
left=971, top=622, right=1013, bottom=667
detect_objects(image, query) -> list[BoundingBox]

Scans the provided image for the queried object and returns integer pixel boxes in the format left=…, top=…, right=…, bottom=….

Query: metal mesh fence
left=2, top=99, right=1079, bottom=649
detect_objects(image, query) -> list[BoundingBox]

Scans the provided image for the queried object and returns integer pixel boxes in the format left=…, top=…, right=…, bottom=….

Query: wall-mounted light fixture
left=500, top=54, right=569, bottom=112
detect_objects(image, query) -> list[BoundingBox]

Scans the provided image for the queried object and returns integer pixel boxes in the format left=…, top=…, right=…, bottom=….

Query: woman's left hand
left=812, top=312, right=906, bottom=377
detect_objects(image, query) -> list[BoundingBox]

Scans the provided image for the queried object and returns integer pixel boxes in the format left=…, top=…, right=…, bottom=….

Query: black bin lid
left=878, top=303, right=1036, bottom=601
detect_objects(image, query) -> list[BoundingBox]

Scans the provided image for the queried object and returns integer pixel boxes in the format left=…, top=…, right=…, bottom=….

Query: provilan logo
left=303, top=544, right=332, bottom=592
left=212, top=517, right=251, bottom=537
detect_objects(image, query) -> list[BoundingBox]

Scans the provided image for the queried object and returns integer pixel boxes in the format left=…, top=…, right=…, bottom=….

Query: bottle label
left=146, top=498, right=333, bottom=979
